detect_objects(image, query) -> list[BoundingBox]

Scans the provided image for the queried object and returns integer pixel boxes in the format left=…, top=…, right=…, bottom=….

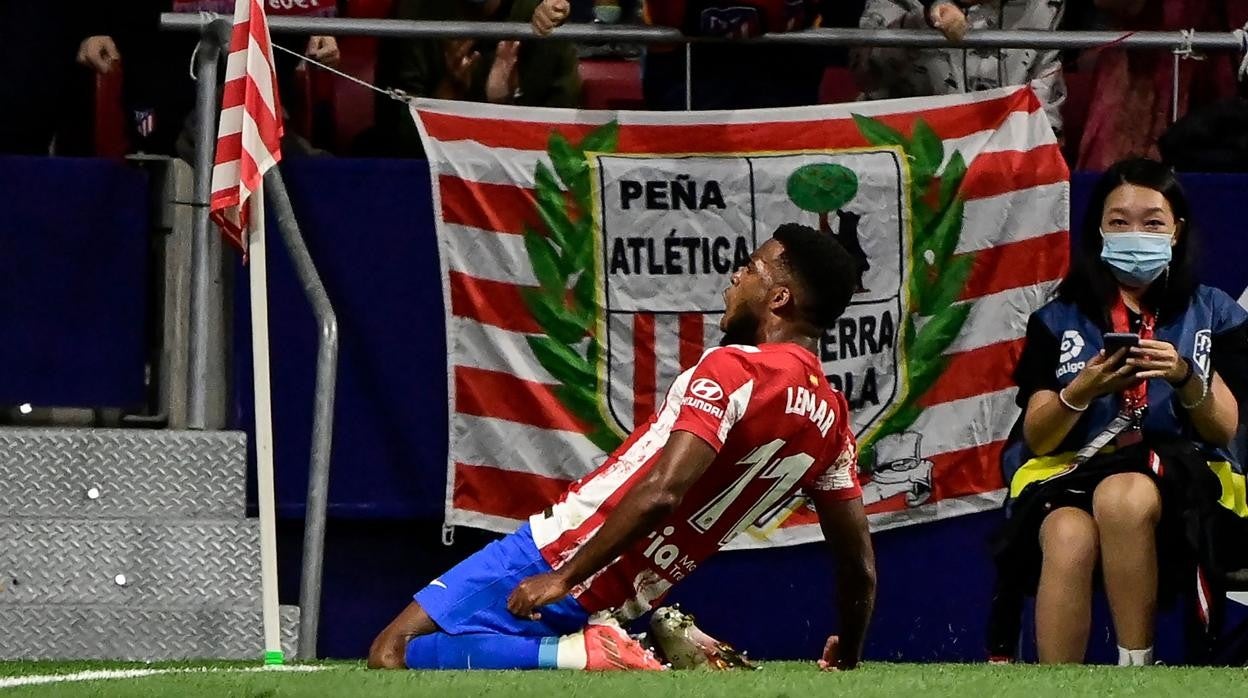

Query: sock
left=1117, top=645, right=1154, bottom=666
left=405, top=632, right=588, bottom=670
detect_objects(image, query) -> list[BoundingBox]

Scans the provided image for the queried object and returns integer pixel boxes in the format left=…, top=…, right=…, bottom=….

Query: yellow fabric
left=1208, top=460, right=1248, bottom=517
left=1008, top=452, right=1078, bottom=499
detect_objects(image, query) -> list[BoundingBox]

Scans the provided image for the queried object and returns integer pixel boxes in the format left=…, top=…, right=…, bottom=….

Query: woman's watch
left=1170, top=358, right=1196, bottom=388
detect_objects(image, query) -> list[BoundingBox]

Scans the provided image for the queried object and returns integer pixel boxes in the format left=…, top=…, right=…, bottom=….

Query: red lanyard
left=1110, top=293, right=1155, bottom=413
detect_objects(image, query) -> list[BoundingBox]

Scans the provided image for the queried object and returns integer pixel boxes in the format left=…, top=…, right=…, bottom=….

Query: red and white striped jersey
left=529, top=342, right=860, bottom=619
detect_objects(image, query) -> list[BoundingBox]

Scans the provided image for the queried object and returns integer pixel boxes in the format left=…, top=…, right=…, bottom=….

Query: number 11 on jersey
left=689, top=438, right=815, bottom=545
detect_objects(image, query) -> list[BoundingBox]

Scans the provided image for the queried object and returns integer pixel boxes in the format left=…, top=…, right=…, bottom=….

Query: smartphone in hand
left=1102, top=332, right=1140, bottom=369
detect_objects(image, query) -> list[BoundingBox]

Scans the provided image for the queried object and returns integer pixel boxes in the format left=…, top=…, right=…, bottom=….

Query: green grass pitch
left=1, top=660, right=1246, bottom=697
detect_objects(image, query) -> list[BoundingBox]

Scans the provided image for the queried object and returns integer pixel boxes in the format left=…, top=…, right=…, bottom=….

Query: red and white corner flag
left=207, top=0, right=286, bottom=664
left=210, top=0, right=284, bottom=252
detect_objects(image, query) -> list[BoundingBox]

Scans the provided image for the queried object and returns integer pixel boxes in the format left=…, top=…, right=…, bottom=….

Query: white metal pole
left=249, top=186, right=284, bottom=664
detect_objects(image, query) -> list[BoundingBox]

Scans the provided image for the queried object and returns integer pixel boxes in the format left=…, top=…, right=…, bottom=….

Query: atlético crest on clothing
left=412, top=86, right=1070, bottom=545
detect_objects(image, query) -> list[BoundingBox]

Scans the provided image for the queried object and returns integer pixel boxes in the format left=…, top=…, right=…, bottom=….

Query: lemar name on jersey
left=783, top=384, right=838, bottom=437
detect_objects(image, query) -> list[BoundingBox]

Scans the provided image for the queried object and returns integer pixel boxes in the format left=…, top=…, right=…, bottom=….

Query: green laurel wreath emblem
left=520, top=121, right=625, bottom=454
left=849, top=115, right=974, bottom=470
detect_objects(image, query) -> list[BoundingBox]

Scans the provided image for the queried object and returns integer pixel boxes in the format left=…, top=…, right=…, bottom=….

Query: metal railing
left=162, top=13, right=1248, bottom=660
left=187, top=23, right=225, bottom=433
left=263, top=166, right=338, bottom=662
left=162, top=13, right=1248, bottom=51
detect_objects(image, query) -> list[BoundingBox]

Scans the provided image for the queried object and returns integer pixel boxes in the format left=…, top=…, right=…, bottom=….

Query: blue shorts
left=414, top=523, right=589, bottom=637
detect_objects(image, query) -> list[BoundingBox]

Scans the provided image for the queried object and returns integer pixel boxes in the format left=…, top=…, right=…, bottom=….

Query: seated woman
left=992, top=158, right=1248, bottom=665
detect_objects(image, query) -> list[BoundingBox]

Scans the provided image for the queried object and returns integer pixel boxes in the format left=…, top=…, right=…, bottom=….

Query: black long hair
left=1056, top=158, right=1199, bottom=327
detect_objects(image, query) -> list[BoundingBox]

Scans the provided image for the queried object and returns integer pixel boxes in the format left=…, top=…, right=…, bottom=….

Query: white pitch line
left=0, top=664, right=326, bottom=690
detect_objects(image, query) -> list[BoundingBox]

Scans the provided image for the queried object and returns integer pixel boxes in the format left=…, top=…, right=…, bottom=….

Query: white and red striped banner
left=412, top=86, right=1070, bottom=545
left=209, top=0, right=284, bottom=252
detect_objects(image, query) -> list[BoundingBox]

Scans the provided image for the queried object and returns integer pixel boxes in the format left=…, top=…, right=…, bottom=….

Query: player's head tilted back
left=719, top=223, right=859, bottom=346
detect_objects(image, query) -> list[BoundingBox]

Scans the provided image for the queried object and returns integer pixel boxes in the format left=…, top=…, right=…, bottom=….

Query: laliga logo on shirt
left=1059, top=330, right=1085, bottom=363
left=690, top=378, right=724, bottom=401
left=1056, top=330, right=1087, bottom=378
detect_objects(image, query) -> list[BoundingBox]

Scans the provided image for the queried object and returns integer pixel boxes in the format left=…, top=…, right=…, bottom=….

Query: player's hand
left=929, top=1, right=970, bottom=42
left=532, top=0, right=571, bottom=36
left=1063, top=348, right=1140, bottom=407
left=1127, top=339, right=1185, bottom=383
left=77, top=35, right=121, bottom=74
left=817, top=635, right=857, bottom=671
left=507, top=571, right=571, bottom=620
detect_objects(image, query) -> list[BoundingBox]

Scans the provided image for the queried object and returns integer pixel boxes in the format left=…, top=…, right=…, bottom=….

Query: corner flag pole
left=249, top=186, right=284, bottom=664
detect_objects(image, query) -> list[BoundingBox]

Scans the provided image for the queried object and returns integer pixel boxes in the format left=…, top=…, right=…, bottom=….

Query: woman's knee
left=1040, top=508, right=1100, bottom=573
left=1093, top=473, right=1162, bottom=530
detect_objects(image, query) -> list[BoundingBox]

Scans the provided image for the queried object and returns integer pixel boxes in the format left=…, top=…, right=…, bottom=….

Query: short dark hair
left=772, top=222, right=858, bottom=329
left=1057, top=157, right=1198, bottom=326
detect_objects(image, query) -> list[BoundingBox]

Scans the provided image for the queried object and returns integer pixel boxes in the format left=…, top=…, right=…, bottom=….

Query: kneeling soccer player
left=368, top=223, right=877, bottom=671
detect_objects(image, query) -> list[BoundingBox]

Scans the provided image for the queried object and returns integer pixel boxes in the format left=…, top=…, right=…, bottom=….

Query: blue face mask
left=1100, top=230, right=1174, bottom=288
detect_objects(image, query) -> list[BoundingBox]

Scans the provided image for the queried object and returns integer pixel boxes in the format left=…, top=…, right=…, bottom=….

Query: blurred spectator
left=0, top=3, right=146, bottom=155
left=640, top=0, right=865, bottom=110
left=76, top=1, right=189, bottom=156
left=71, top=1, right=342, bottom=157
left=375, top=0, right=582, bottom=158
left=1076, top=0, right=1248, bottom=171
left=854, top=0, right=1067, bottom=139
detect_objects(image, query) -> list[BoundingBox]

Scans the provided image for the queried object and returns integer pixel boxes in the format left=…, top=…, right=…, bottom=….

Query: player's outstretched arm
left=811, top=492, right=876, bottom=670
left=507, top=431, right=716, bottom=619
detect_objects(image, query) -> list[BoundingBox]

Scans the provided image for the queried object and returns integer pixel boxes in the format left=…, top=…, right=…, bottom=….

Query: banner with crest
left=411, top=86, right=1070, bottom=546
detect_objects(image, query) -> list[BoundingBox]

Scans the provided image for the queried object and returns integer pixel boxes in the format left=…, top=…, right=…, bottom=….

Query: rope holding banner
left=271, top=42, right=415, bottom=105
left=1173, top=28, right=1203, bottom=60
left=182, top=12, right=411, bottom=106
left=1170, top=29, right=1207, bottom=123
